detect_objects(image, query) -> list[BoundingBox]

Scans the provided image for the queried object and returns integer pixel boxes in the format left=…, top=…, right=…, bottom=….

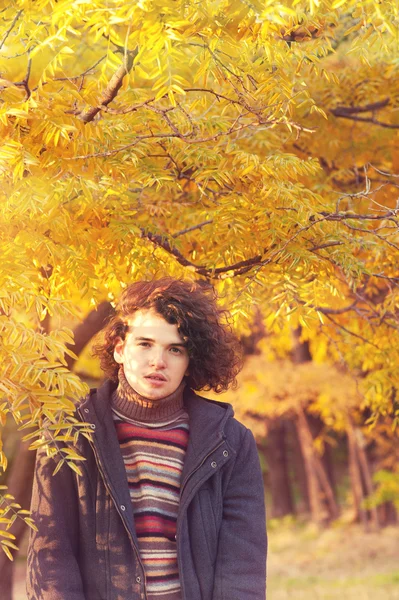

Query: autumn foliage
left=1, top=0, right=399, bottom=558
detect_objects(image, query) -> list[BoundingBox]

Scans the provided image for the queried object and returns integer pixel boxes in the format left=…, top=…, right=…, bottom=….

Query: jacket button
left=136, top=576, right=141, bottom=583
left=84, top=408, right=89, bottom=413
left=211, top=461, right=217, bottom=468
left=120, top=505, right=126, bottom=511
left=90, top=424, right=96, bottom=430
left=223, top=450, right=229, bottom=457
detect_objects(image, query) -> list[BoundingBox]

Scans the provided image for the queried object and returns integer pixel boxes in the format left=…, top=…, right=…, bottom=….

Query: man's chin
left=140, top=382, right=170, bottom=400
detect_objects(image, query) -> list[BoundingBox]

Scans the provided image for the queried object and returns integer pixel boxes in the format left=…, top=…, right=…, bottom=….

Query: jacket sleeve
left=213, top=427, right=267, bottom=600
left=26, top=445, right=86, bottom=600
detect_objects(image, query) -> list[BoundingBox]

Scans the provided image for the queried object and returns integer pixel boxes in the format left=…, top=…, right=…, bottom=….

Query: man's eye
left=138, top=342, right=150, bottom=347
left=170, top=347, right=182, bottom=354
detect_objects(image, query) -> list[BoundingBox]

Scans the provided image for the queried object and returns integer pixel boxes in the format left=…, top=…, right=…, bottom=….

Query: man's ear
left=113, top=337, right=125, bottom=364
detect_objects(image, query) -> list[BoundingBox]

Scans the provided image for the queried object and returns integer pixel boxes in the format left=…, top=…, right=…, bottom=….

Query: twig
left=189, top=42, right=249, bottom=88
left=299, top=300, right=358, bottom=315
left=324, top=314, right=379, bottom=348
left=314, top=210, right=398, bottom=222
left=14, top=56, right=32, bottom=99
left=172, top=220, right=213, bottom=238
left=54, top=55, right=107, bottom=82
left=104, top=89, right=284, bottom=118
left=0, top=9, right=22, bottom=51
left=310, top=241, right=343, bottom=251
left=66, top=119, right=273, bottom=159
left=369, top=165, right=399, bottom=178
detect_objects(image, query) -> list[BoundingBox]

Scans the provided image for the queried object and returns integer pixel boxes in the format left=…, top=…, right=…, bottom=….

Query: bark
left=308, top=414, right=336, bottom=495
left=355, top=429, right=380, bottom=529
left=289, top=420, right=310, bottom=514
left=263, top=418, right=294, bottom=518
left=347, top=421, right=368, bottom=527
left=346, top=418, right=380, bottom=530
left=378, top=502, right=398, bottom=526
left=80, top=50, right=137, bottom=123
left=291, top=328, right=312, bottom=363
left=241, top=306, right=267, bottom=356
left=296, top=408, right=328, bottom=524
left=65, top=301, right=114, bottom=369
left=292, top=328, right=339, bottom=524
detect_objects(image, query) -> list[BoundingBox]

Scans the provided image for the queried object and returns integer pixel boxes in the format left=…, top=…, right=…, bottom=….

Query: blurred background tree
left=1, top=0, right=399, bottom=596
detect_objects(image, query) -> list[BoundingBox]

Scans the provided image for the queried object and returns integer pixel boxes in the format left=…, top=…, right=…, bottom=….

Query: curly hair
left=92, top=277, right=243, bottom=393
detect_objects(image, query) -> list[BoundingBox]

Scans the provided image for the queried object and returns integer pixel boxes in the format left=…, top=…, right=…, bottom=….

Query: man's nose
left=149, top=349, right=166, bottom=368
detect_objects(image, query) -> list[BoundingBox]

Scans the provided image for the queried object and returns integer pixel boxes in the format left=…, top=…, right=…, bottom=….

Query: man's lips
left=145, top=373, right=167, bottom=382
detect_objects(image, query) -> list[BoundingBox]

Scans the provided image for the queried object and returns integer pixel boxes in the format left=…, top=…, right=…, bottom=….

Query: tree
left=1, top=0, right=399, bottom=559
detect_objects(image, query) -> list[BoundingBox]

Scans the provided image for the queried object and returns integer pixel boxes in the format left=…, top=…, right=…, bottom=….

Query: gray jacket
left=27, top=381, right=267, bottom=600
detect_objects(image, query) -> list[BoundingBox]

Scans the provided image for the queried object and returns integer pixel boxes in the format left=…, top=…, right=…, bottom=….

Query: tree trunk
left=347, top=421, right=368, bottom=527
left=346, top=418, right=380, bottom=530
left=378, top=502, right=397, bottom=526
left=292, top=328, right=339, bottom=524
left=355, top=428, right=380, bottom=529
left=289, top=419, right=310, bottom=514
left=296, top=407, right=328, bottom=524
left=263, top=418, right=295, bottom=518
left=308, top=414, right=336, bottom=496
left=65, top=301, right=114, bottom=369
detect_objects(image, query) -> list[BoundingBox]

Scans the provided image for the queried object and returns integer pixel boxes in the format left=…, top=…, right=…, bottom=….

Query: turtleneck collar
left=111, top=368, right=186, bottom=423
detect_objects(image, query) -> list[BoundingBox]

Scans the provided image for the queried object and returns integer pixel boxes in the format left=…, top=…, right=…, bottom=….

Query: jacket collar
left=80, top=380, right=234, bottom=474
left=181, top=387, right=233, bottom=481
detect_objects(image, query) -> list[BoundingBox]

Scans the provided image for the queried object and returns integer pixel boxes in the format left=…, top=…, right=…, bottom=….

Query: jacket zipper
left=78, top=408, right=147, bottom=600
left=177, top=439, right=226, bottom=600
left=180, top=439, right=225, bottom=498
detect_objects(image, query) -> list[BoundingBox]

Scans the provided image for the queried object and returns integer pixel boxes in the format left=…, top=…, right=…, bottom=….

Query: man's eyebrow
left=134, top=336, right=187, bottom=346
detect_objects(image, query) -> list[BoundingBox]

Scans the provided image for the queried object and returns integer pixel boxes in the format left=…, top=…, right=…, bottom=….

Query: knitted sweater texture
left=112, top=371, right=189, bottom=600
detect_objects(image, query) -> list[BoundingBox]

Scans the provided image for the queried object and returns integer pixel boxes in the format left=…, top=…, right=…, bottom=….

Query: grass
left=13, top=515, right=399, bottom=599
left=267, top=516, right=399, bottom=599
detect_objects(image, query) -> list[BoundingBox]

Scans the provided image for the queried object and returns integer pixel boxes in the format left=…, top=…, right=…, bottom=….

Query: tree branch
left=298, top=300, right=358, bottom=315
left=66, top=121, right=257, bottom=158
left=172, top=220, right=213, bottom=238
left=80, top=49, right=137, bottom=123
left=67, top=115, right=306, bottom=160
left=330, top=98, right=399, bottom=129
left=312, top=210, right=398, bottom=222
left=332, top=98, right=390, bottom=115
left=141, top=228, right=263, bottom=279
left=331, top=114, right=399, bottom=129
left=0, top=9, right=22, bottom=51
left=309, top=241, right=343, bottom=251
left=324, top=314, right=380, bottom=348
left=65, top=301, right=114, bottom=369
left=54, top=55, right=107, bottom=83
left=14, top=56, right=31, bottom=99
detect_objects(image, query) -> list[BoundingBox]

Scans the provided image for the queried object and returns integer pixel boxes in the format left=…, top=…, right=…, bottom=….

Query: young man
left=27, top=278, right=267, bottom=600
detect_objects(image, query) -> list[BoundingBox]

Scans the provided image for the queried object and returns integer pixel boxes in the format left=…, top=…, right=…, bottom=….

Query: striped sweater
left=112, top=372, right=189, bottom=599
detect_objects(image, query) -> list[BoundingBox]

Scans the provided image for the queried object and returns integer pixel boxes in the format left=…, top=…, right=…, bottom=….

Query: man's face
left=113, top=308, right=190, bottom=400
